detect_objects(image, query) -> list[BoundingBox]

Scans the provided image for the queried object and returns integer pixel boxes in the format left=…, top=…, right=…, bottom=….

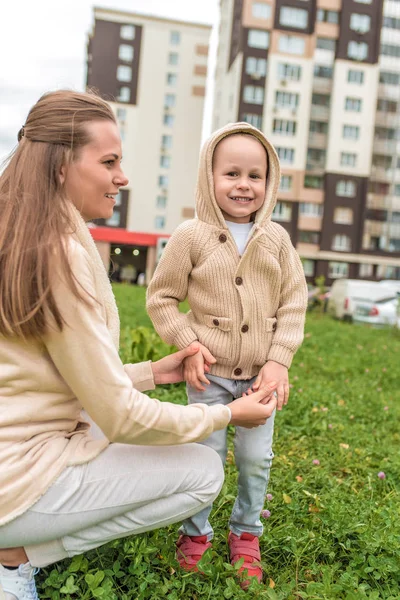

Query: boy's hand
left=250, top=361, right=289, bottom=411
left=183, top=343, right=216, bottom=391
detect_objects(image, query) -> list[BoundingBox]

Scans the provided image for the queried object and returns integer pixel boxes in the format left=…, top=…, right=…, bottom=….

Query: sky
left=0, top=0, right=219, bottom=162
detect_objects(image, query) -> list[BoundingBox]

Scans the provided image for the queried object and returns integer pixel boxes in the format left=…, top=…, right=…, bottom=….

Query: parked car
left=353, top=295, right=398, bottom=328
left=327, top=279, right=395, bottom=321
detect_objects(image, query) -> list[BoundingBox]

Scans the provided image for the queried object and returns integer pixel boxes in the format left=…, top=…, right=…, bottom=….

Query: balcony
left=378, top=84, right=400, bottom=101
left=309, top=105, right=330, bottom=120
left=312, top=77, right=332, bottom=95
left=308, top=132, right=328, bottom=149
left=373, top=139, right=398, bottom=155
left=370, top=165, right=395, bottom=181
left=375, top=111, right=398, bottom=127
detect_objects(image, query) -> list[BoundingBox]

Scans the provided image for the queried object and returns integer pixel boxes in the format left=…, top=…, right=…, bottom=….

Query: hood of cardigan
left=195, top=122, right=281, bottom=229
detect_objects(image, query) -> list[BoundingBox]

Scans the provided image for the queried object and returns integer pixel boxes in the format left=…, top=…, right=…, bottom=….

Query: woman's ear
left=59, top=164, right=67, bottom=185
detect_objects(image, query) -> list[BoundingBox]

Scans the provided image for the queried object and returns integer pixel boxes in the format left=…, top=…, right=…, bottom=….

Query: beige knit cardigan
left=147, top=122, right=308, bottom=378
left=0, top=207, right=230, bottom=527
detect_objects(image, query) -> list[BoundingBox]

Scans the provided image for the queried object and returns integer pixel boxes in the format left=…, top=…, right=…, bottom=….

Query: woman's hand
left=151, top=343, right=215, bottom=385
left=228, top=382, right=277, bottom=428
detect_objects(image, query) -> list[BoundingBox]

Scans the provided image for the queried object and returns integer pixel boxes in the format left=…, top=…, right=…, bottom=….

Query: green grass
left=38, top=285, right=400, bottom=599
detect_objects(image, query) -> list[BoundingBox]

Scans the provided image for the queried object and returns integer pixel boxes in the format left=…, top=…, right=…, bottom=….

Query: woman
left=0, top=90, right=277, bottom=600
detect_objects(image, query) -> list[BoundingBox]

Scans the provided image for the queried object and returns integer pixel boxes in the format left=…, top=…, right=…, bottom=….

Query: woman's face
left=61, top=120, right=129, bottom=221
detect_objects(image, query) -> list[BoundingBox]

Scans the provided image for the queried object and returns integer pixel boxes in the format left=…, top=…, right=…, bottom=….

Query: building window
left=377, top=99, right=398, bottom=113
left=273, top=119, right=297, bottom=136
left=116, top=108, right=127, bottom=121
left=160, top=156, right=171, bottom=168
left=158, top=175, right=169, bottom=188
left=383, top=16, right=400, bottom=30
left=314, top=65, right=333, bottom=78
left=117, top=65, right=132, bottom=82
left=155, top=216, right=166, bottom=229
left=343, top=125, right=360, bottom=140
left=350, top=13, right=371, bottom=34
left=279, top=6, right=308, bottom=29
left=316, top=38, right=336, bottom=52
left=341, top=152, right=357, bottom=167
left=278, top=34, right=306, bottom=55
left=165, top=94, right=176, bottom=108
left=156, top=196, right=167, bottom=209
left=242, top=113, right=262, bottom=128
left=348, top=69, right=364, bottom=84
left=299, top=231, right=320, bottom=244
left=348, top=41, right=369, bottom=61
left=252, top=2, right=271, bottom=19
left=169, top=52, right=179, bottom=66
left=279, top=175, right=292, bottom=191
left=272, top=201, right=292, bottom=221
left=105, top=211, right=121, bottom=227
left=354, top=0, right=372, bottom=3
left=334, top=207, right=353, bottom=224
left=317, top=9, right=339, bottom=24
left=307, top=148, right=326, bottom=166
left=336, top=180, right=356, bottom=196
left=167, top=73, right=178, bottom=86
left=119, top=44, right=134, bottom=62
left=312, top=93, right=330, bottom=107
left=248, top=29, right=270, bottom=49
left=120, top=25, right=135, bottom=40
left=275, top=90, right=299, bottom=108
left=332, top=234, right=351, bottom=252
left=162, top=134, right=172, bottom=149
left=329, top=262, right=349, bottom=278
left=309, top=121, right=328, bottom=134
left=303, top=259, right=315, bottom=277
left=170, top=31, right=180, bottom=45
left=304, top=175, right=323, bottom=189
left=299, top=202, right=323, bottom=217
left=359, top=263, right=373, bottom=277
left=276, top=147, right=295, bottom=164
left=381, top=44, right=400, bottom=58
left=380, top=71, right=400, bottom=85
left=243, top=85, right=264, bottom=104
left=345, top=97, right=362, bottom=111
left=246, top=57, right=267, bottom=76
left=117, top=87, right=131, bottom=102
left=163, top=114, right=174, bottom=126
left=278, top=62, right=302, bottom=81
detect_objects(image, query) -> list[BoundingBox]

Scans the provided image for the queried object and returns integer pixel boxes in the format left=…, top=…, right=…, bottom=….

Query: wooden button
left=234, top=368, right=242, bottom=376
left=241, top=324, right=249, bottom=333
left=213, top=318, right=220, bottom=326
left=235, top=277, right=243, bottom=285
left=219, top=233, right=227, bottom=243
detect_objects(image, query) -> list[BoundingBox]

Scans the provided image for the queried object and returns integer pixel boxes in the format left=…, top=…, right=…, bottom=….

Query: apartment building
left=213, top=0, right=400, bottom=283
left=86, top=8, right=211, bottom=278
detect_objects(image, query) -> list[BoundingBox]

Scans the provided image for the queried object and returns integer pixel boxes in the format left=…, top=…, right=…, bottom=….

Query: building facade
left=86, top=8, right=211, bottom=279
left=213, top=0, right=400, bottom=283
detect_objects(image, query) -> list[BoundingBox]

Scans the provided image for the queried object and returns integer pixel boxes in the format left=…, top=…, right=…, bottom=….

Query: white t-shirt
left=226, top=220, right=253, bottom=256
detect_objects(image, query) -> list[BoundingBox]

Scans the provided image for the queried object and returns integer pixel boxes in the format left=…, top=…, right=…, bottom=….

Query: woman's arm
left=43, top=241, right=230, bottom=446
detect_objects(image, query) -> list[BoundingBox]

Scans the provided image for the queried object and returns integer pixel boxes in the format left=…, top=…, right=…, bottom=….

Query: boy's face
left=212, top=134, right=267, bottom=224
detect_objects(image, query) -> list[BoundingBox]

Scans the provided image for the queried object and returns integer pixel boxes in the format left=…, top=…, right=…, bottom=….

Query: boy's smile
left=212, top=134, right=268, bottom=224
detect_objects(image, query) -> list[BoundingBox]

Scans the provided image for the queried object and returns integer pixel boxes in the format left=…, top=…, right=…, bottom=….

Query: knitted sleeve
left=146, top=221, right=199, bottom=349
left=267, top=228, right=308, bottom=368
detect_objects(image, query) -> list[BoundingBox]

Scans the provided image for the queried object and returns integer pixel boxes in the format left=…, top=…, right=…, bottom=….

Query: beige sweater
left=0, top=209, right=230, bottom=527
left=147, top=122, right=308, bottom=378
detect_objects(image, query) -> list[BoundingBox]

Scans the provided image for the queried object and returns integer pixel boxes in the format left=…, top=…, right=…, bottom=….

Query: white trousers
left=0, top=442, right=224, bottom=568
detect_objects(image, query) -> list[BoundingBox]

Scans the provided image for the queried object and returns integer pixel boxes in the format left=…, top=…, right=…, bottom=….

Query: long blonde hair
left=0, top=89, right=116, bottom=339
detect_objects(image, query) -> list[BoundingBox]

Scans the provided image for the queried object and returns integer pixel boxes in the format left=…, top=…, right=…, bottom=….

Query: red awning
left=89, top=227, right=169, bottom=247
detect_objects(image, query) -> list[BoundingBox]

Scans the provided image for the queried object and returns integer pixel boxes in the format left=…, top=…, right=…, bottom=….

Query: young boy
left=147, top=122, right=308, bottom=585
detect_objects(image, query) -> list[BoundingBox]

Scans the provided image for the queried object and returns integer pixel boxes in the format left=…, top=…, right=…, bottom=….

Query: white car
left=327, top=279, right=395, bottom=321
left=353, top=296, right=398, bottom=328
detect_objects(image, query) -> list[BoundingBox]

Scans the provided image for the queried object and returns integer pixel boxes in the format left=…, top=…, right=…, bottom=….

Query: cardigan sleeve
left=43, top=241, right=230, bottom=445
left=146, top=221, right=199, bottom=349
left=267, top=229, right=308, bottom=368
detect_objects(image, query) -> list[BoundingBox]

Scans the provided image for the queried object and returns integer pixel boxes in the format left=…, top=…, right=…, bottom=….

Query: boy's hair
left=212, top=131, right=269, bottom=170
left=0, top=89, right=116, bottom=339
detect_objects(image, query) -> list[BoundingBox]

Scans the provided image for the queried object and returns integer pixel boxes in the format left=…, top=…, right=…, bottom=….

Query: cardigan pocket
left=204, top=315, right=232, bottom=332
left=254, top=317, right=278, bottom=366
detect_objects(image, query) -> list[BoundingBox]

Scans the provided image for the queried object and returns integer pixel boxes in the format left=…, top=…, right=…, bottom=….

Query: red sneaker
left=228, top=532, right=263, bottom=587
left=176, top=535, right=212, bottom=572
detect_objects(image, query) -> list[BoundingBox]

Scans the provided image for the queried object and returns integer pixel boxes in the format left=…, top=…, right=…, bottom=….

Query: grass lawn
left=39, top=284, right=400, bottom=599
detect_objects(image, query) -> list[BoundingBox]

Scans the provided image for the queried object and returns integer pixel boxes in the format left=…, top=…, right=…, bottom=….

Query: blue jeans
left=180, top=375, right=275, bottom=540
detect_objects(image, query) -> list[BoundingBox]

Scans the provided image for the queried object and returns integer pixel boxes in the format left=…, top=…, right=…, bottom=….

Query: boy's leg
left=179, top=376, right=232, bottom=540
left=0, top=442, right=224, bottom=568
left=230, top=392, right=275, bottom=538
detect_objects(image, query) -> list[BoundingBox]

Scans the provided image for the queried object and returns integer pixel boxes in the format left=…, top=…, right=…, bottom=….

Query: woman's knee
left=190, top=444, right=225, bottom=502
